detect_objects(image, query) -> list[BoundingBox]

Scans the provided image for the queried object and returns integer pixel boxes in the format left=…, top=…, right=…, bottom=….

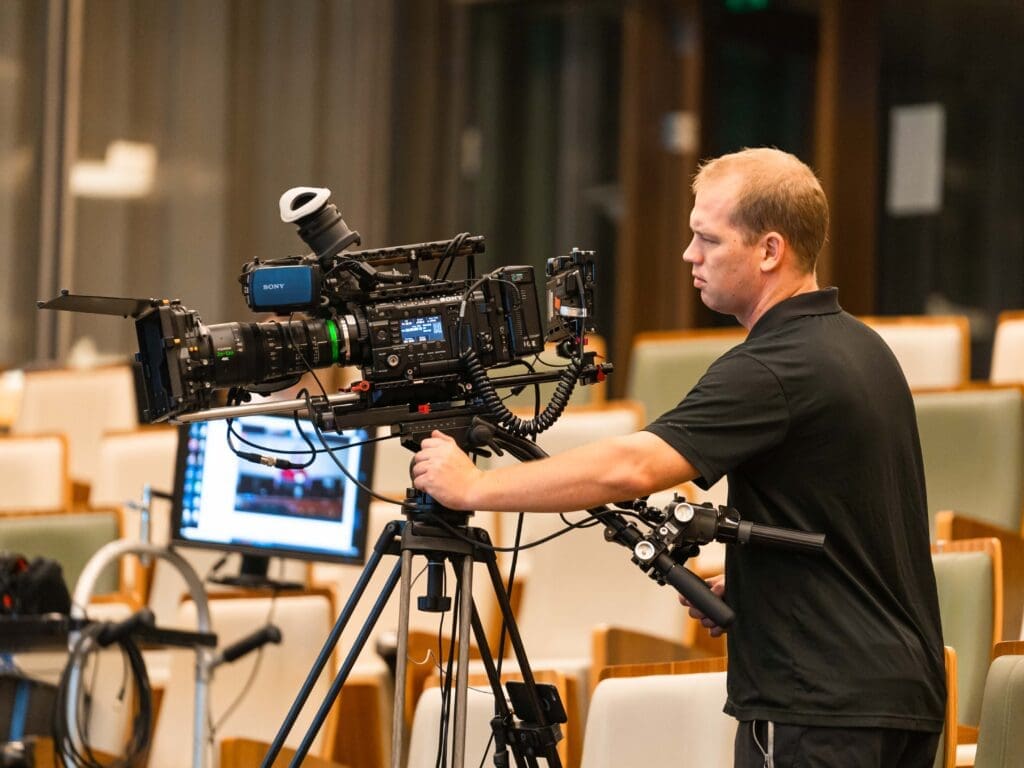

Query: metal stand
left=262, top=490, right=564, bottom=768
left=68, top=540, right=214, bottom=768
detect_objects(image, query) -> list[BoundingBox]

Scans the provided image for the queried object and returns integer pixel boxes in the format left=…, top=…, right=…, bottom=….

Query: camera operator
left=412, top=147, right=946, bottom=767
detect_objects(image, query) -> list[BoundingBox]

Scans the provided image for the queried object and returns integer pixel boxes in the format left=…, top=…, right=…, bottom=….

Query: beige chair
left=0, top=433, right=71, bottom=512
left=407, top=669, right=573, bottom=768
left=0, top=369, right=24, bottom=431
left=860, top=315, right=970, bottom=390
left=370, top=428, right=414, bottom=501
left=11, top=365, right=138, bottom=492
left=580, top=656, right=733, bottom=768
left=90, top=426, right=178, bottom=509
left=148, top=590, right=339, bottom=768
left=973, top=641, right=1024, bottom=768
left=932, top=538, right=1003, bottom=744
left=90, top=426, right=179, bottom=605
left=989, top=311, right=1024, bottom=385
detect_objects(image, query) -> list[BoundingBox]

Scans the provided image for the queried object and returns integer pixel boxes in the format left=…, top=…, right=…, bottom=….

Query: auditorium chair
left=406, top=669, right=574, bottom=768
left=11, top=364, right=138, bottom=496
left=0, top=368, right=23, bottom=430
left=989, top=310, right=1024, bottom=385
left=89, top=425, right=179, bottom=606
left=579, top=656, right=733, bottom=768
left=625, top=327, right=745, bottom=423
left=917, top=384, right=1024, bottom=639
left=147, top=589, right=339, bottom=768
left=914, top=386, right=1024, bottom=537
left=0, top=508, right=123, bottom=595
left=972, top=640, right=1024, bottom=768
left=860, top=314, right=970, bottom=390
left=0, top=433, right=71, bottom=512
left=932, top=538, right=1003, bottom=746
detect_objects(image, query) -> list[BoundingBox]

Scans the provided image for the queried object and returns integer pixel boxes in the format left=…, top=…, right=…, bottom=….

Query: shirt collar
left=747, top=287, right=842, bottom=339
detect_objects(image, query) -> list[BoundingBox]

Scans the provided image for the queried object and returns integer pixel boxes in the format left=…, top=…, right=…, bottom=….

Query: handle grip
left=743, top=522, right=826, bottom=553
left=218, top=624, right=282, bottom=665
left=662, top=561, right=735, bottom=628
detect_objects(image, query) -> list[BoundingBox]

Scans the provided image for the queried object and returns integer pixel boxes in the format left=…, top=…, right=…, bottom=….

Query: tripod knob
left=417, top=558, right=452, bottom=613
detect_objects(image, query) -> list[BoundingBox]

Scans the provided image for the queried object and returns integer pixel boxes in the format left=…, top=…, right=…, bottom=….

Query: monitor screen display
left=171, top=414, right=374, bottom=566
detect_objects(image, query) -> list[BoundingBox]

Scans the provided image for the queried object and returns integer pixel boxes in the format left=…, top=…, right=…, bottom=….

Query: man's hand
left=679, top=573, right=726, bottom=637
left=411, top=430, right=483, bottom=510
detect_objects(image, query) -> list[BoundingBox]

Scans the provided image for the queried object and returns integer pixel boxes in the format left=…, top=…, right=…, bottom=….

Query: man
left=412, top=147, right=946, bottom=767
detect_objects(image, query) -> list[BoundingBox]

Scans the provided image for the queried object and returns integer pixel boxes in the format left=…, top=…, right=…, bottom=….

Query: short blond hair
left=693, top=147, right=829, bottom=273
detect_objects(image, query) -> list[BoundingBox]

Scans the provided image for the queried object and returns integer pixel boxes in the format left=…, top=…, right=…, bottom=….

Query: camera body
left=127, top=187, right=593, bottom=423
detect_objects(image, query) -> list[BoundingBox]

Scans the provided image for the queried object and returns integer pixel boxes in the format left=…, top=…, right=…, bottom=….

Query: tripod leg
left=451, top=553, right=475, bottom=768
left=390, top=548, right=416, bottom=768
left=482, top=556, right=563, bottom=768
left=467, top=604, right=530, bottom=768
left=287, top=556, right=403, bottom=767
left=262, top=521, right=402, bottom=768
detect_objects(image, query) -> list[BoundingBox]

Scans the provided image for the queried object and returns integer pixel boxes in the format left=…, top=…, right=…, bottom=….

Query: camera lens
left=201, top=316, right=351, bottom=388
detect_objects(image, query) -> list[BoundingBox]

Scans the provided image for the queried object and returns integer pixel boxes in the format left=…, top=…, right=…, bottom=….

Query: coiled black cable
left=462, top=348, right=581, bottom=437
left=54, top=621, right=152, bottom=767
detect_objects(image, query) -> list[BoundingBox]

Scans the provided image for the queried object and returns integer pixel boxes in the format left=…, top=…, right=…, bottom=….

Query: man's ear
left=760, top=231, right=785, bottom=273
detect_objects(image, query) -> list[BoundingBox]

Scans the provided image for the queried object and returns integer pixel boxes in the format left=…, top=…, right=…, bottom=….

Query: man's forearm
left=413, top=430, right=697, bottom=513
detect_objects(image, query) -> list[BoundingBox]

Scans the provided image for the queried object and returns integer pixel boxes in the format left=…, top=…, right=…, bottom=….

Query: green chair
left=0, top=510, right=121, bottom=595
left=932, top=538, right=1003, bottom=734
left=920, top=385, right=1024, bottom=640
left=974, top=641, right=1024, bottom=768
left=624, top=328, right=745, bottom=424
left=914, top=386, right=1024, bottom=539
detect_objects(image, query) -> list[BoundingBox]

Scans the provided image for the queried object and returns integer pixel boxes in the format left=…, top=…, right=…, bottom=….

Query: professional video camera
left=40, top=187, right=609, bottom=437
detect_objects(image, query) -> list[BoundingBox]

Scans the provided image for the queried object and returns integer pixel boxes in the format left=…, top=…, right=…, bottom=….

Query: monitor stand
left=207, top=554, right=304, bottom=591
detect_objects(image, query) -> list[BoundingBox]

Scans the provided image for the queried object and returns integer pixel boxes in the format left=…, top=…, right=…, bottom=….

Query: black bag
left=0, top=554, right=71, bottom=616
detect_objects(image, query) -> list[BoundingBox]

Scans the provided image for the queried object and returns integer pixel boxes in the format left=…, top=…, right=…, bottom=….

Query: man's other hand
left=679, top=572, right=726, bottom=637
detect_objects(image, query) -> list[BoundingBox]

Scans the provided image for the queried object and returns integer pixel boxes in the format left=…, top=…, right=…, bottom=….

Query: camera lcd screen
left=400, top=315, right=444, bottom=343
left=171, top=414, right=373, bottom=565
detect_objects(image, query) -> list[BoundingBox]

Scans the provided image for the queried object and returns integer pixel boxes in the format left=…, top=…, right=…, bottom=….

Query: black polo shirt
left=646, top=288, right=945, bottom=731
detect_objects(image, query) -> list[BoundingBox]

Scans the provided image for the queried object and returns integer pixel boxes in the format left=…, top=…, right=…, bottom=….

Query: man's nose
left=682, top=238, right=697, bottom=263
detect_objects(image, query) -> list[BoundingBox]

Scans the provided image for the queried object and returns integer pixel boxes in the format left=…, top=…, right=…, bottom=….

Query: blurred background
left=4, top=0, right=1023, bottom=390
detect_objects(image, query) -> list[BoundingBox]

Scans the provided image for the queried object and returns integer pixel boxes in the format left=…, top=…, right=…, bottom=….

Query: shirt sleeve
left=643, top=350, right=790, bottom=489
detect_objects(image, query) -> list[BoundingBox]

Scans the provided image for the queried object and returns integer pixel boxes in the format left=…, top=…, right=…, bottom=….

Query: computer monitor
left=171, top=413, right=375, bottom=586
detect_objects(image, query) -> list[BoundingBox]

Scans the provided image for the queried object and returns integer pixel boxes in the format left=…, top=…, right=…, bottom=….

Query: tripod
left=262, top=424, right=567, bottom=768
